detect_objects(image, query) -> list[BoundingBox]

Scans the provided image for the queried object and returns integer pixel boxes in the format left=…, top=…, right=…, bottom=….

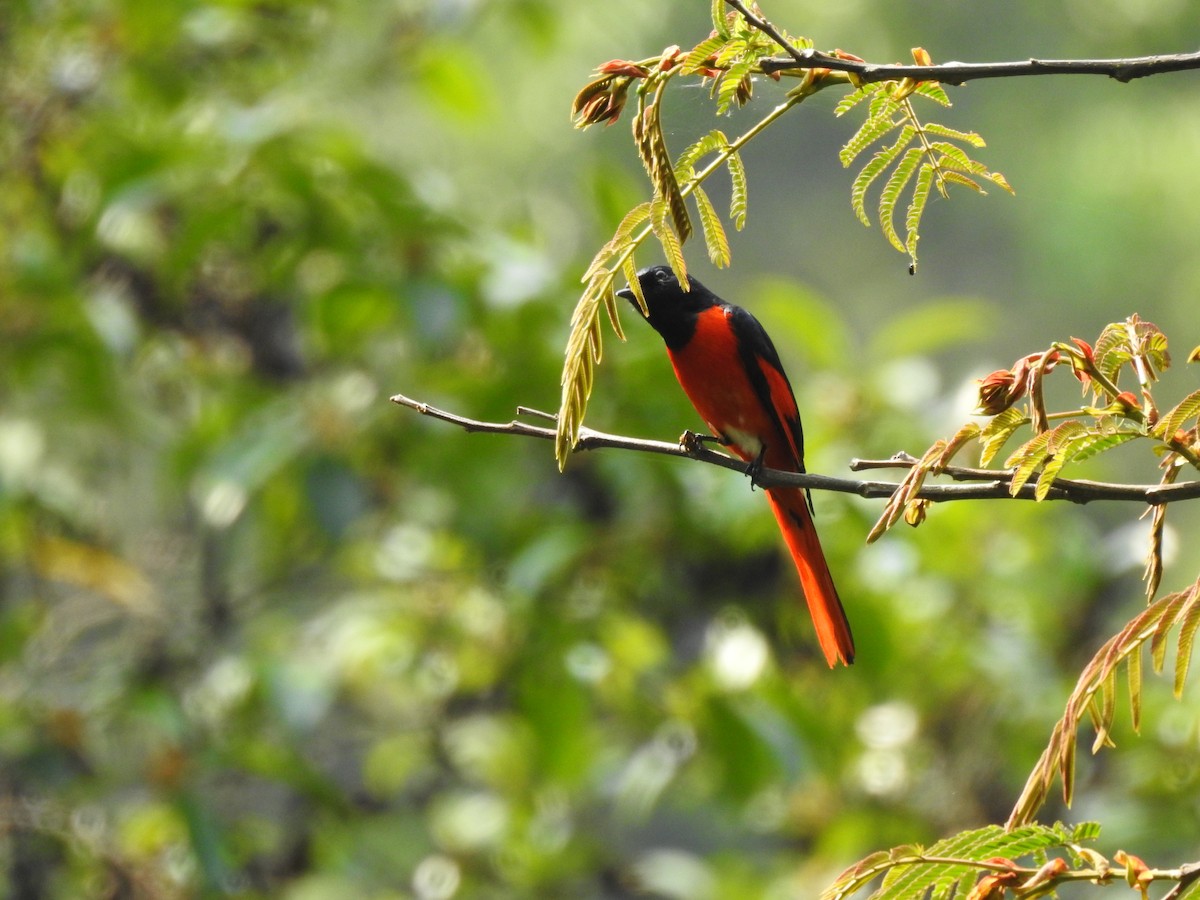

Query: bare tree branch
left=391, top=393, right=1200, bottom=507
left=758, top=48, right=1200, bottom=85
left=1161, top=862, right=1200, bottom=900
left=722, top=0, right=1200, bottom=85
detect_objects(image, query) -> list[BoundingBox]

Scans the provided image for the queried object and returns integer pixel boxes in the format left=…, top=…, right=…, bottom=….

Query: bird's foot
left=679, top=430, right=724, bottom=456
left=745, top=445, right=768, bottom=491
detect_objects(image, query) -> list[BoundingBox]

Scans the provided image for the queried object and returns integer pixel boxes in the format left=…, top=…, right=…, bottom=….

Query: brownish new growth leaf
left=572, top=61, right=648, bottom=128
left=965, top=873, right=1011, bottom=900
left=1114, top=850, right=1153, bottom=899
left=633, top=71, right=692, bottom=244
left=866, top=429, right=976, bottom=542
left=1007, top=575, right=1200, bottom=828
left=976, top=367, right=1025, bottom=416
left=870, top=316, right=1194, bottom=542
left=1016, top=857, right=1068, bottom=893
left=1144, top=456, right=1182, bottom=599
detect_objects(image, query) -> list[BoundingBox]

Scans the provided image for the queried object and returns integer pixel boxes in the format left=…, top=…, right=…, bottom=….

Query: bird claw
left=745, top=446, right=768, bottom=491
left=679, top=430, right=722, bottom=456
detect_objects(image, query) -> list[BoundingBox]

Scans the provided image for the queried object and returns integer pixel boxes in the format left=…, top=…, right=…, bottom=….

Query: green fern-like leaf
left=710, top=0, right=729, bottom=38
left=683, top=34, right=727, bottom=73
left=922, top=125, right=982, bottom=150
left=650, top=197, right=688, bottom=284
left=851, top=125, right=915, bottom=226
left=979, top=407, right=1029, bottom=466
left=905, top=163, right=933, bottom=261
left=1175, top=595, right=1200, bottom=696
left=938, top=170, right=983, bottom=193
left=715, top=56, right=755, bottom=114
left=1093, top=322, right=1133, bottom=383
left=866, top=88, right=902, bottom=123
left=834, top=83, right=874, bottom=116
left=1070, top=429, right=1138, bottom=462
left=1154, top=387, right=1200, bottom=439
left=621, top=253, right=644, bottom=314
left=841, top=103, right=903, bottom=166
left=674, top=129, right=729, bottom=176
left=726, top=150, right=748, bottom=230
left=634, top=81, right=692, bottom=244
left=671, top=129, right=748, bottom=235
left=693, top=186, right=731, bottom=267
left=931, top=141, right=990, bottom=174
left=1151, top=587, right=1193, bottom=669
left=988, top=170, right=1014, bottom=192
left=1128, top=644, right=1143, bottom=732
left=556, top=271, right=614, bottom=467
left=1034, top=421, right=1089, bottom=500
left=840, top=82, right=1012, bottom=265
left=879, top=146, right=924, bottom=253
left=1006, top=429, right=1053, bottom=496
left=825, top=823, right=1097, bottom=900
left=586, top=202, right=652, bottom=281
left=913, top=80, right=951, bottom=106
left=712, top=36, right=749, bottom=69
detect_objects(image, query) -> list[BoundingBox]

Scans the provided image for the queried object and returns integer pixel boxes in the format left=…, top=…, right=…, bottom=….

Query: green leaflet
left=834, top=84, right=873, bottom=116
left=1033, top=420, right=1089, bottom=500
left=839, top=82, right=1012, bottom=266
left=825, top=823, right=1098, bottom=900
left=905, top=164, right=933, bottom=260
left=913, top=80, right=951, bottom=106
left=1006, top=429, right=1053, bottom=496
left=1128, top=644, right=1143, bottom=733
left=650, top=196, right=688, bottom=284
left=923, top=121, right=985, bottom=147
left=715, top=56, right=755, bottom=114
left=1070, top=430, right=1138, bottom=462
left=1094, top=322, right=1133, bottom=382
left=979, top=407, right=1028, bottom=466
left=841, top=102, right=902, bottom=166
left=1175, top=595, right=1200, bottom=697
left=1151, top=589, right=1192, bottom=670
left=1153, top=387, right=1200, bottom=439
left=851, top=125, right=916, bottom=226
left=726, top=149, right=748, bottom=230
left=692, top=186, right=730, bottom=267
left=600, top=280, right=625, bottom=341
left=683, top=34, right=726, bottom=73
left=879, top=146, right=924, bottom=253
left=674, top=129, right=729, bottom=177
left=709, top=0, right=729, bottom=38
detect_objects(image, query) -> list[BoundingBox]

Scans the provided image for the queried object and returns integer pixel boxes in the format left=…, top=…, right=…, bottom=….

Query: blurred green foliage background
left=3, top=1, right=1200, bottom=897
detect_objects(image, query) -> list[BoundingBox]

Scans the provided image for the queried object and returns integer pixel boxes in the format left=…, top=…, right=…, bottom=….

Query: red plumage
left=620, top=266, right=854, bottom=667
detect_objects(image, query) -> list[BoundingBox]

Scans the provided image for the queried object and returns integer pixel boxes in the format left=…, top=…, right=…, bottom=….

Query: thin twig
left=723, top=0, right=1200, bottom=86
left=1161, top=862, right=1200, bottom=900
left=757, top=49, right=1200, bottom=84
left=722, top=0, right=809, bottom=68
left=392, top=393, right=1200, bottom=506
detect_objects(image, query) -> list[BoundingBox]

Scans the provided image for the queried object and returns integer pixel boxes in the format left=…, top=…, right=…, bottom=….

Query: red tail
left=765, top=487, right=855, bottom=667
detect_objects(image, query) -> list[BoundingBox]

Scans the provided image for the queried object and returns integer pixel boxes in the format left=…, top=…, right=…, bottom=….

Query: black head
left=616, top=265, right=719, bottom=349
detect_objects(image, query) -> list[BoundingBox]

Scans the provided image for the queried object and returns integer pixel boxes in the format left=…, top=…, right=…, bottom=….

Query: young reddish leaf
left=1017, top=857, right=1068, bottom=892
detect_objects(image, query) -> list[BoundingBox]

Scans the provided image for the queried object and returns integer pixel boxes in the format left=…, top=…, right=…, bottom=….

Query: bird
left=617, top=265, right=854, bottom=667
